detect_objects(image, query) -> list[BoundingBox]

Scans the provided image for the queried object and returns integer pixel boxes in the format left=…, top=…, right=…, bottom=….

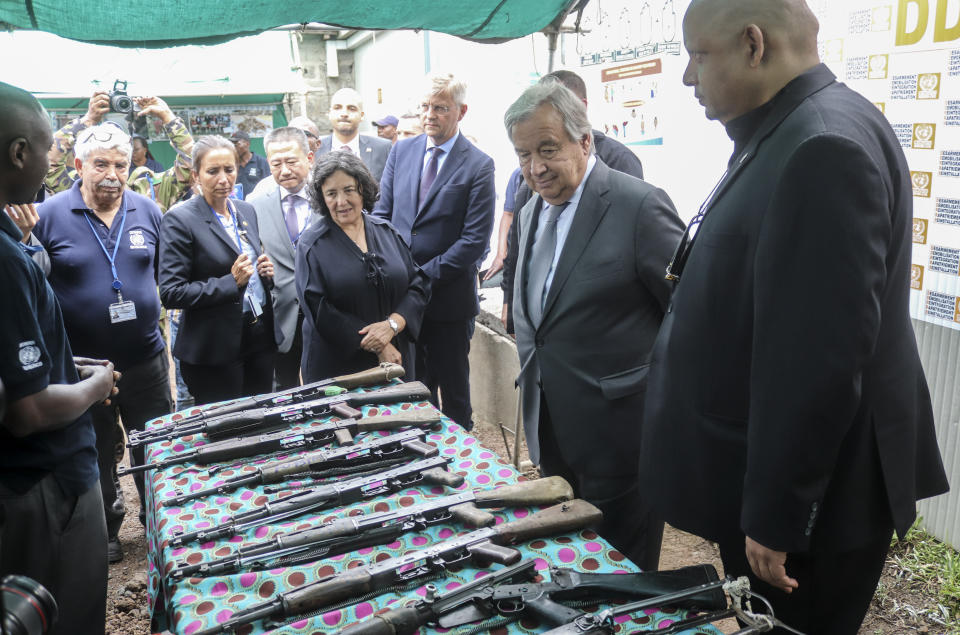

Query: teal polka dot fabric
left=142, top=389, right=721, bottom=634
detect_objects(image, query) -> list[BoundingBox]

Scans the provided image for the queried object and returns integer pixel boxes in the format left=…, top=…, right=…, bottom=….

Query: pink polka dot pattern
left=142, top=386, right=716, bottom=634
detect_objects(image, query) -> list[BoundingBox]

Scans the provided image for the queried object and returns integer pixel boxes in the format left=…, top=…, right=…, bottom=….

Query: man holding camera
left=0, top=80, right=119, bottom=635
left=45, top=91, right=194, bottom=212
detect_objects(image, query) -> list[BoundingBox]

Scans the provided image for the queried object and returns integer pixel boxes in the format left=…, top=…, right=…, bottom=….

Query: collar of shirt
left=536, top=154, right=598, bottom=294
left=67, top=180, right=137, bottom=216
left=0, top=209, right=21, bottom=242
left=422, top=131, right=460, bottom=173
left=335, top=134, right=361, bottom=156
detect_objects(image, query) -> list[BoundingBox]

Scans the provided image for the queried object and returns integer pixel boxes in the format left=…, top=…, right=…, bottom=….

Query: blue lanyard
left=83, top=199, right=128, bottom=294
left=207, top=199, right=243, bottom=249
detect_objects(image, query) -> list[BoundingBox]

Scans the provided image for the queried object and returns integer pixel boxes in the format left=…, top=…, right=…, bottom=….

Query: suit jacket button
left=804, top=528, right=812, bottom=536
left=535, top=338, right=544, bottom=348
left=807, top=519, right=815, bottom=528
left=811, top=502, right=819, bottom=511
left=809, top=511, right=817, bottom=519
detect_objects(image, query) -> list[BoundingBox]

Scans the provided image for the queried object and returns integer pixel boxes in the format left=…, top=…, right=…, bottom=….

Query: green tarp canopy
left=0, top=1, right=580, bottom=48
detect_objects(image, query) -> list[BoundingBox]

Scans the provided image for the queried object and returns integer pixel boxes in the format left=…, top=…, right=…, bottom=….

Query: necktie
left=340, top=145, right=352, bottom=154
left=283, top=194, right=300, bottom=244
left=419, top=147, right=444, bottom=207
left=525, top=201, right=569, bottom=326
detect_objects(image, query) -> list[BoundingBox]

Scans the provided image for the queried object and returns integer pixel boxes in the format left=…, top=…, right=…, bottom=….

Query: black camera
left=1, top=575, right=58, bottom=635
left=108, top=79, right=134, bottom=114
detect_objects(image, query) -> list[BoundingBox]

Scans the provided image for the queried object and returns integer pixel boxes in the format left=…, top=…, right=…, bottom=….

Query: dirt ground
left=108, top=418, right=946, bottom=634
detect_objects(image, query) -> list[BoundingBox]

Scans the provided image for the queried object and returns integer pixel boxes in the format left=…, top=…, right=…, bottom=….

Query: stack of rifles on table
left=124, top=363, right=797, bottom=635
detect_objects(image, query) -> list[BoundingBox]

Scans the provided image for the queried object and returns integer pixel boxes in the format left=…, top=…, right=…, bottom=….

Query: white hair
left=75, top=123, right=132, bottom=162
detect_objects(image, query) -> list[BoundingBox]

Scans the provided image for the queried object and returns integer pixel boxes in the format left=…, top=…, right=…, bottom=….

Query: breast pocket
left=574, top=257, right=623, bottom=283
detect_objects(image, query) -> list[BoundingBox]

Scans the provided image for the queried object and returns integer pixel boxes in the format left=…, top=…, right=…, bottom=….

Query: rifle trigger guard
left=495, top=598, right=524, bottom=615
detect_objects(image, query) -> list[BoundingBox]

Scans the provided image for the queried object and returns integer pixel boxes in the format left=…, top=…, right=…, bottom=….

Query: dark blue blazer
left=372, top=133, right=495, bottom=321
left=159, top=196, right=280, bottom=365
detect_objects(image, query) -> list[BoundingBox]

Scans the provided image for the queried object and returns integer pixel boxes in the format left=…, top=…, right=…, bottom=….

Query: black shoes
left=108, top=537, right=123, bottom=563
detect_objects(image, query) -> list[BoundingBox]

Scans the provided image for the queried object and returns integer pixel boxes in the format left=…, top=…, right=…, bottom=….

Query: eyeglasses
left=419, top=103, right=451, bottom=115
left=664, top=167, right=730, bottom=282
left=301, top=130, right=318, bottom=140
left=78, top=121, right=126, bottom=145
left=664, top=212, right=703, bottom=282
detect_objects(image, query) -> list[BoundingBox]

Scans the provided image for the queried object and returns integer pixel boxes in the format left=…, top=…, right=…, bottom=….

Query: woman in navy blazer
left=296, top=151, right=429, bottom=383
left=159, top=136, right=278, bottom=405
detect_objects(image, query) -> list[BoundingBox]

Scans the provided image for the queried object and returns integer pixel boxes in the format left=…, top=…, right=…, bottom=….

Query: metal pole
left=547, top=31, right=558, bottom=73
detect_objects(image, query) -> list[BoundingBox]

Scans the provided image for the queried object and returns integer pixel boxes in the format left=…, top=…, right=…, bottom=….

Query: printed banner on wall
left=815, top=0, right=960, bottom=330
left=575, top=0, right=682, bottom=147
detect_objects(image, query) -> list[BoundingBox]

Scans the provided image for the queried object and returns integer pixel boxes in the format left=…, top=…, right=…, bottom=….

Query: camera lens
left=1, top=575, right=58, bottom=635
left=112, top=94, right=133, bottom=113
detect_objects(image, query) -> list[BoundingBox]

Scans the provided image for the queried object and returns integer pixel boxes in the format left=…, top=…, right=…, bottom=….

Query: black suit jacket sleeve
left=371, top=144, right=396, bottom=221
left=158, top=207, right=242, bottom=309
left=743, top=134, right=890, bottom=551
left=634, top=186, right=682, bottom=313
left=594, top=130, right=644, bottom=180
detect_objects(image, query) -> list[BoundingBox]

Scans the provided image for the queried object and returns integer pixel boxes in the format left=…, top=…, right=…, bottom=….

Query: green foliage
left=885, top=517, right=960, bottom=630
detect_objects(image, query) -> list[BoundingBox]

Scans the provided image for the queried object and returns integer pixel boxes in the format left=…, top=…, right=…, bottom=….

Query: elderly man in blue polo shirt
left=30, top=122, right=172, bottom=563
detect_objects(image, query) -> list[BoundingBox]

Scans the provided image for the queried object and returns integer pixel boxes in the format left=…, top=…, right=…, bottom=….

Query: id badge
left=109, top=300, right=137, bottom=324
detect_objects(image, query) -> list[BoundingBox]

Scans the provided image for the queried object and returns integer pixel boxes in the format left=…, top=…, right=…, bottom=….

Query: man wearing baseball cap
left=230, top=130, right=270, bottom=199
left=374, top=115, right=399, bottom=144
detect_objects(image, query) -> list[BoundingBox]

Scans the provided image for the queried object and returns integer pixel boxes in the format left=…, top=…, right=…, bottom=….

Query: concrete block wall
left=469, top=289, right=521, bottom=445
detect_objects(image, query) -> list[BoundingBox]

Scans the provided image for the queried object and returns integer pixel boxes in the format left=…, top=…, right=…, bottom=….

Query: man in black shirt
left=0, top=81, right=118, bottom=635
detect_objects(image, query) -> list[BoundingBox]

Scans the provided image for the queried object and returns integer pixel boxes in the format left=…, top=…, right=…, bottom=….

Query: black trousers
left=416, top=317, right=474, bottom=430
left=717, top=531, right=891, bottom=634
left=0, top=476, right=107, bottom=635
left=181, top=320, right=276, bottom=406
left=88, top=350, right=172, bottom=537
left=538, top=394, right=664, bottom=571
left=275, top=312, right=304, bottom=390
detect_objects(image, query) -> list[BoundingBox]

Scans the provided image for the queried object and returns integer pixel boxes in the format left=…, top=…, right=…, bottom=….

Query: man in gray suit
left=317, top=88, right=392, bottom=182
left=249, top=127, right=315, bottom=389
left=506, top=80, right=684, bottom=571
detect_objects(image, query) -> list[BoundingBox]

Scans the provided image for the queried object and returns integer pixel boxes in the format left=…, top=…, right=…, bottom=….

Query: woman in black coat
left=295, top=150, right=429, bottom=383
left=159, top=135, right=278, bottom=405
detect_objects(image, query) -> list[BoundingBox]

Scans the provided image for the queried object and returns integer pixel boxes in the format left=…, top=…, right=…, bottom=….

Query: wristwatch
left=387, top=317, right=399, bottom=336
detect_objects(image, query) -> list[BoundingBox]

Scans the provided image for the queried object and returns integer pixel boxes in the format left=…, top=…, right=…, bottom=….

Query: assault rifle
left=537, top=576, right=804, bottom=635
left=120, top=410, right=440, bottom=479
left=193, top=499, right=602, bottom=635
left=128, top=363, right=404, bottom=445
left=337, top=562, right=726, bottom=635
left=169, top=456, right=463, bottom=547
left=128, top=381, right=432, bottom=448
left=170, top=476, right=574, bottom=580
left=157, top=428, right=437, bottom=506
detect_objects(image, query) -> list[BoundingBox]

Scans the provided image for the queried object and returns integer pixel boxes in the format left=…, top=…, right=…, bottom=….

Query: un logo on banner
left=917, top=73, right=941, bottom=99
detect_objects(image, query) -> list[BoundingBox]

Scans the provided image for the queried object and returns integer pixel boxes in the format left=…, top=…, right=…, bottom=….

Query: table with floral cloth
left=141, top=386, right=721, bottom=635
